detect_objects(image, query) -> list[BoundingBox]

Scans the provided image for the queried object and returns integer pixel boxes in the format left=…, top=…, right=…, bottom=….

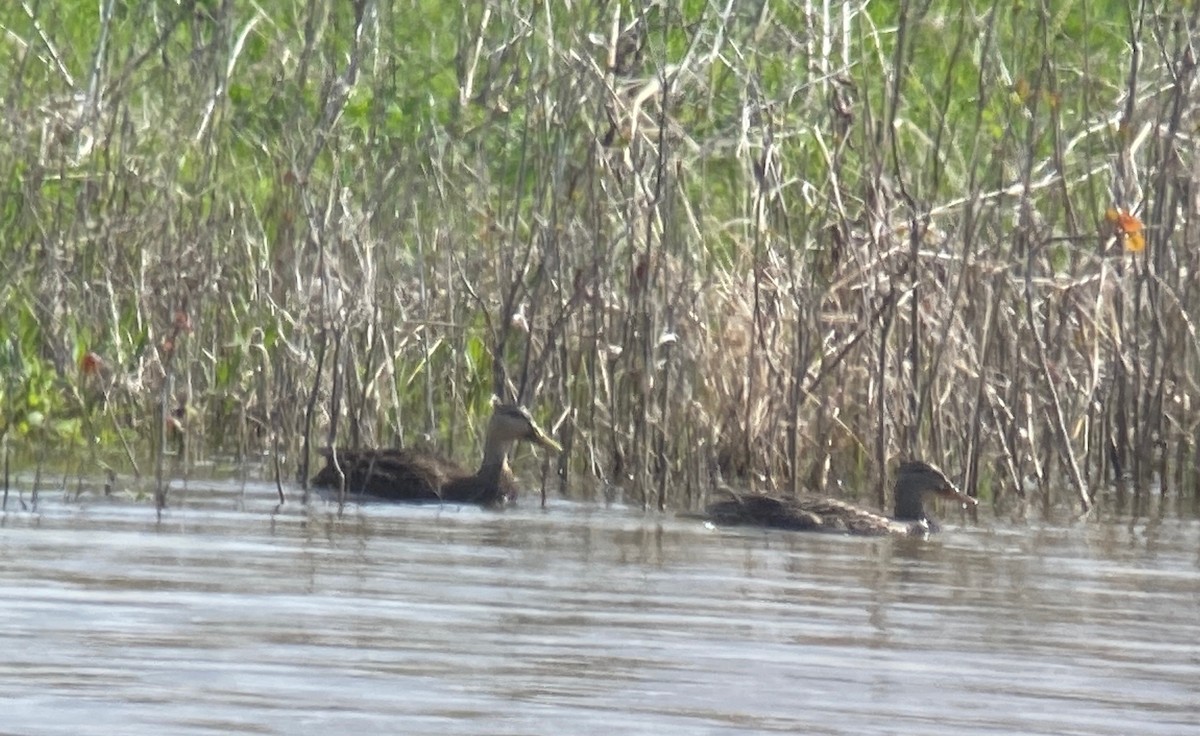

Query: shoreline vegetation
left=1, top=2, right=1196, bottom=517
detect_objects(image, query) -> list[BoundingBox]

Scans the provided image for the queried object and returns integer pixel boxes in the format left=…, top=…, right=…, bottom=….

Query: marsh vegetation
left=1, top=1, right=1196, bottom=515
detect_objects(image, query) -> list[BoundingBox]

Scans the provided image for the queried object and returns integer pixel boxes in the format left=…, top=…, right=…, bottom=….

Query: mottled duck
left=311, top=404, right=562, bottom=507
left=704, top=460, right=976, bottom=536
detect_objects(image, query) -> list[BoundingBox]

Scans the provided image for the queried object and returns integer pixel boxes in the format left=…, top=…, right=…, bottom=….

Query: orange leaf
left=1116, top=211, right=1143, bottom=235
left=1105, top=208, right=1145, bottom=252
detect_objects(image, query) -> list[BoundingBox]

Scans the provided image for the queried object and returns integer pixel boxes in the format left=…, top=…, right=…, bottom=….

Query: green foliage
left=0, top=303, right=80, bottom=446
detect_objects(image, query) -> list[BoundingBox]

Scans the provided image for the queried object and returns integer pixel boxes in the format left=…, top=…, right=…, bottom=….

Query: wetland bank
left=3, top=1, right=1196, bottom=516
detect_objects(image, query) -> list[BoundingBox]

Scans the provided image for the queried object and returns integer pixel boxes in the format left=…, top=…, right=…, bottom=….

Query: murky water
left=2, top=479, right=1198, bottom=735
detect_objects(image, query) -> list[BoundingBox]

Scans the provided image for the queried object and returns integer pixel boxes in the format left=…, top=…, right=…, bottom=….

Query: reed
left=0, top=1, right=1193, bottom=518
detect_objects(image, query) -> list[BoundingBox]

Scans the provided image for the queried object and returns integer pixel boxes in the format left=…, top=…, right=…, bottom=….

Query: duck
left=311, top=403, right=562, bottom=507
left=703, top=460, right=976, bottom=535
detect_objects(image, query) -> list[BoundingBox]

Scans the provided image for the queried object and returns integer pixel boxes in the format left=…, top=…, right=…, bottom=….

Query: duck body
left=703, top=460, right=975, bottom=536
left=704, top=494, right=929, bottom=535
left=311, top=404, right=560, bottom=508
left=310, top=448, right=520, bottom=506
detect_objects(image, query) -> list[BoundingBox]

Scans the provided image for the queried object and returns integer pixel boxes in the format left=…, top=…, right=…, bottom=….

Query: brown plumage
left=311, top=404, right=562, bottom=507
left=704, top=460, right=976, bottom=536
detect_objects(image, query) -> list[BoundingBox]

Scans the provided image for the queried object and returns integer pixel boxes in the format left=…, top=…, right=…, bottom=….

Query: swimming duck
left=703, top=460, right=976, bottom=535
left=311, top=403, right=562, bottom=507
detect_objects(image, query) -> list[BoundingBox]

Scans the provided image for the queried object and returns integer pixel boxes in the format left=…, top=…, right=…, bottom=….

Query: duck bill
left=530, top=427, right=562, bottom=454
left=936, top=484, right=977, bottom=507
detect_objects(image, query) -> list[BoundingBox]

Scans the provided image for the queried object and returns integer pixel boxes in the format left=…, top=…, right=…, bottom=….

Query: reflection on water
left=1, top=479, right=1198, bottom=735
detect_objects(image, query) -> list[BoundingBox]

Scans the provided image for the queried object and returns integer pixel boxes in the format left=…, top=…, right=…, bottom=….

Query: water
left=1, top=479, right=1197, bottom=735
